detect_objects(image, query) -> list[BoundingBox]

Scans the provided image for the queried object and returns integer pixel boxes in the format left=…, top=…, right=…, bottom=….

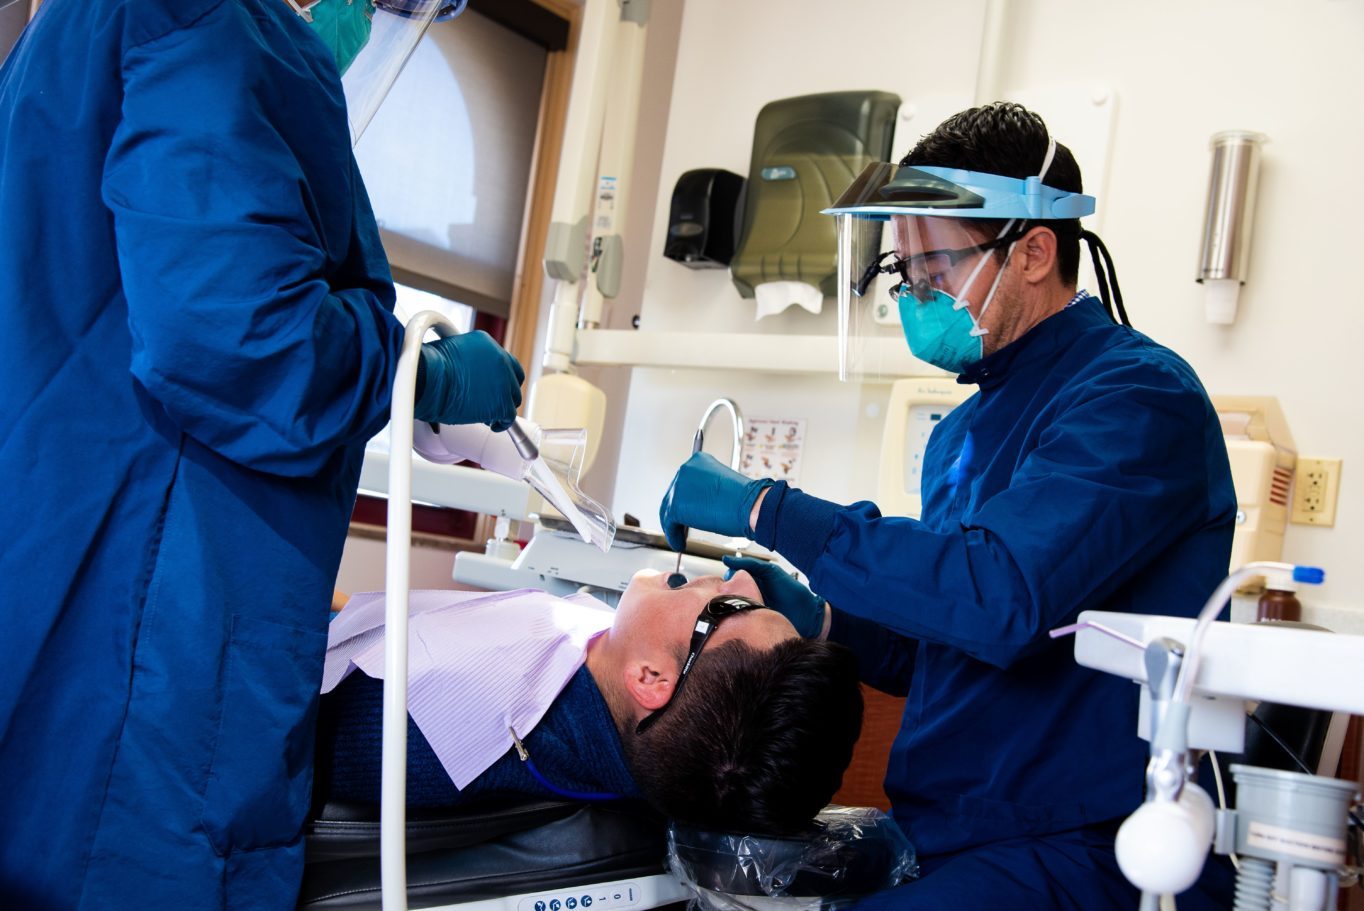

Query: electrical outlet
left=1290, top=457, right=1342, bottom=527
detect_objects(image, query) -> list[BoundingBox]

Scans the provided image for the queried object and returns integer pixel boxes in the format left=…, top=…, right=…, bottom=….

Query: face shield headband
left=822, top=138, right=1095, bottom=222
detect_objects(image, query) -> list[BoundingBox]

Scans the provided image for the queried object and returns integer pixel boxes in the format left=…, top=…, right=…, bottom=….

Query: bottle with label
left=1255, top=568, right=1302, bottom=623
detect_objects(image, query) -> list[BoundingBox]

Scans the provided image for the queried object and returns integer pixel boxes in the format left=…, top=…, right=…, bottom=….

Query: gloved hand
left=659, top=452, right=773, bottom=552
left=414, top=330, right=525, bottom=432
left=723, top=555, right=827, bottom=639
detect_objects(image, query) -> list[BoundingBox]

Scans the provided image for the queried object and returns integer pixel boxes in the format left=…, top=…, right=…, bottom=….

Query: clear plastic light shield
left=835, top=213, right=904, bottom=383
left=341, top=0, right=445, bottom=145
left=410, top=419, right=616, bottom=552
left=524, top=453, right=616, bottom=553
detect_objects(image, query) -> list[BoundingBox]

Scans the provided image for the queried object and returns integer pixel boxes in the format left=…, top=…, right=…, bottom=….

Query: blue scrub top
left=755, top=296, right=1236, bottom=858
left=0, top=0, right=402, bottom=907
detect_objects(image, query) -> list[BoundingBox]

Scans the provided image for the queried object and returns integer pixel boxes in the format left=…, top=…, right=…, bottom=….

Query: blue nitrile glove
left=659, top=452, right=773, bottom=552
left=723, top=555, right=827, bottom=639
left=413, top=330, right=525, bottom=432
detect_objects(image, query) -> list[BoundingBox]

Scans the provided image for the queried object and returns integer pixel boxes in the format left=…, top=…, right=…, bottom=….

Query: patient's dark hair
left=621, top=638, right=863, bottom=835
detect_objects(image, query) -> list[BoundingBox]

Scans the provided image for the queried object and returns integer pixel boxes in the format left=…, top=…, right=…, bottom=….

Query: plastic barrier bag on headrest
left=667, top=805, right=918, bottom=910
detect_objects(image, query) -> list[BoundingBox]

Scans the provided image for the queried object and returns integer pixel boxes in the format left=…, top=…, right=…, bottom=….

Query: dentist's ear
left=622, top=660, right=675, bottom=712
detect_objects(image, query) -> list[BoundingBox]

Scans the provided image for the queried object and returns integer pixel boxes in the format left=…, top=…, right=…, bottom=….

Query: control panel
left=519, top=881, right=642, bottom=911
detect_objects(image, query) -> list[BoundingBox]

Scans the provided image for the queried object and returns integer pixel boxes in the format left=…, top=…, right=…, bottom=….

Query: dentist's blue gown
left=0, top=0, right=403, bottom=907
left=753, top=297, right=1238, bottom=909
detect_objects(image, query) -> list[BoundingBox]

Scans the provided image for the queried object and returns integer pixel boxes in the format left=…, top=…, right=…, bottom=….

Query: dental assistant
left=660, top=103, right=1237, bottom=910
left=0, top=0, right=523, bottom=907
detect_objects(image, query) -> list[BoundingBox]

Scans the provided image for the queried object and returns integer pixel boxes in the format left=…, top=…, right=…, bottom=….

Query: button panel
left=519, top=883, right=638, bottom=911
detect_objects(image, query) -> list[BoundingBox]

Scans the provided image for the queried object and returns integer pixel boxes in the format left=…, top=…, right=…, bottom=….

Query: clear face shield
left=833, top=210, right=906, bottom=382
left=287, top=0, right=467, bottom=145
left=825, top=145, right=1096, bottom=381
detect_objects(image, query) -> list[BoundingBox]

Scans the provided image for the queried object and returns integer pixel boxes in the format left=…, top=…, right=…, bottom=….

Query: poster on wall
left=740, top=418, right=806, bottom=484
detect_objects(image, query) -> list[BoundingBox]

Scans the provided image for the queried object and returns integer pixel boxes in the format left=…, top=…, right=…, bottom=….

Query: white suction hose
left=382, top=310, right=462, bottom=911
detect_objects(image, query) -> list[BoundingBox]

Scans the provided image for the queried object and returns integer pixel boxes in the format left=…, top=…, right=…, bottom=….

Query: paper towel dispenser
left=729, top=90, right=900, bottom=299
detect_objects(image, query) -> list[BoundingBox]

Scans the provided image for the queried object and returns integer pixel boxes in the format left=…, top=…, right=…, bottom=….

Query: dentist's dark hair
left=901, top=101, right=1083, bottom=284
left=621, top=637, right=863, bottom=835
left=901, top=101, right=1129, bottom=325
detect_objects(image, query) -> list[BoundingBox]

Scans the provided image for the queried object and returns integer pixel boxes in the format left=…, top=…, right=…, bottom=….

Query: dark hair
left=901, top=101, right=1083, bottom=284
left=621, top=637, right=863, bottom=835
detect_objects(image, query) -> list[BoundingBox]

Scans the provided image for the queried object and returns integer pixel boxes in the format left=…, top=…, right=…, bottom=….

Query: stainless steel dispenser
left=1197, top=131, right=1268, bottom=324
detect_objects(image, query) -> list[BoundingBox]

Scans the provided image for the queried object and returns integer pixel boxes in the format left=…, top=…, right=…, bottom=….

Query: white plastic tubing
left=381, top=310, right=462, bottom=911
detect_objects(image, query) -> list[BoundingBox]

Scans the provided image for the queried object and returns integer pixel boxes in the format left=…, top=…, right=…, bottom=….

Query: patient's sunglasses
left=633, top=595, right=763, bottom=735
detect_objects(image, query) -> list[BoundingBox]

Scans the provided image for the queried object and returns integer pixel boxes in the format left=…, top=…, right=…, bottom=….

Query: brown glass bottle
left=1256, top=570, right=1302, bottom=623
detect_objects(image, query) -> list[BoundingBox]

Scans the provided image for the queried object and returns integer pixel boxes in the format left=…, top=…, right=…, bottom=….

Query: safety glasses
left=633, top=595, right=764, bottom=735
left=856, top=229, right=1029, bottom=303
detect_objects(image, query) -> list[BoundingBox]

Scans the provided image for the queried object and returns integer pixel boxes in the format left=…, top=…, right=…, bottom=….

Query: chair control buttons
left=518, top=882, right=640, bottom=911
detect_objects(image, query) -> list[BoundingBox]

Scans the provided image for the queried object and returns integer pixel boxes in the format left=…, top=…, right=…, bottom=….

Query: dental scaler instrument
left=667, top=428, right=704, bottom=588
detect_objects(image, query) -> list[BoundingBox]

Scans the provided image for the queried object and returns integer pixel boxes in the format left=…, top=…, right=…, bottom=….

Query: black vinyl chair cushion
left=300, top=798, right=669, bottom=910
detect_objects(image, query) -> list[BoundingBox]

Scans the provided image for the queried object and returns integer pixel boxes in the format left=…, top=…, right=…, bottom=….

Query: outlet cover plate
left=1290, top=457, right=1342, bottom=527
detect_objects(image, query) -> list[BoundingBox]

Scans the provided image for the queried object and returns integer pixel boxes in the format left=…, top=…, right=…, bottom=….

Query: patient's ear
left=622, top=659, right=675, bottom=711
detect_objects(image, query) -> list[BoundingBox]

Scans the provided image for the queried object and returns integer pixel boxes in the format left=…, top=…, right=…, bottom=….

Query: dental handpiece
left=667, top=428, right=704, bottom=588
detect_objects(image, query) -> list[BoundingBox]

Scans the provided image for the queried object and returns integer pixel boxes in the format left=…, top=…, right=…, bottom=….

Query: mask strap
left=971, top=135, right=1063, bottom=331
left=954, top=217, right=1018, bottom=314
left=969, top=240, right=1018, bottom=338
left=954, top=137, right=1058, bottom=335
left=285, top=0, right=319, bottom=21
left=1037, top=136, right=1057, bottom=183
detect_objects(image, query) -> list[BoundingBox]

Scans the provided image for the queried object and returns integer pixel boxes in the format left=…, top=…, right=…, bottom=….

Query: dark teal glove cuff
left=722, top=554, right=826, bottom=639
left=412, top=331, right=524, bottom=431
left=658, top=452, right=773, bottom=552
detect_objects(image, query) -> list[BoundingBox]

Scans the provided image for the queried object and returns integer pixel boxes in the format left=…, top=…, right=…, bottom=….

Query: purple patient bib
left=322, top=589, right=613, bottom=788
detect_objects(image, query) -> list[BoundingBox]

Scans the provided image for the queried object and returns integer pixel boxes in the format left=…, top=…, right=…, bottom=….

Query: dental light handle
left=506, top=420, right=540, bottom=462
left=383, top=310, right=464, bottom=911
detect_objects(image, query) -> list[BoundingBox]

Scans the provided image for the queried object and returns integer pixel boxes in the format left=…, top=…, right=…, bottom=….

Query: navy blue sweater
left=317, top=666, right=641, bottom=806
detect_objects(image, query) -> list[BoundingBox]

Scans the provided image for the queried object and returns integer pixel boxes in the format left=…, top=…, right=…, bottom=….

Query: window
left=355, top=9, right=548, bottom=320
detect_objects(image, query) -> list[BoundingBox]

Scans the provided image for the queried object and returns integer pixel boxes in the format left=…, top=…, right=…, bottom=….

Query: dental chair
left=311, top=312, right=915, bottom=911
left=299, top=796, right=914, bottom=911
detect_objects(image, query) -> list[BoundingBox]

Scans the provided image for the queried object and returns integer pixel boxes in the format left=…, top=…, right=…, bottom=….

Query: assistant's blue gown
left=754, top=297, right=1238, bottom=909
left=0, top=0, right=403, bottom=907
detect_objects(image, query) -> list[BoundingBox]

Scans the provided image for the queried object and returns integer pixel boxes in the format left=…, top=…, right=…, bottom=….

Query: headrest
left=667, top=806, right=917, bottom=907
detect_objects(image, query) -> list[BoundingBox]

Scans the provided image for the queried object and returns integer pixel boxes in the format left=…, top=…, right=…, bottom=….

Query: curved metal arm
left=697, top=398, right=744, bottom=471
left=383, top=310, right=462, bottom=911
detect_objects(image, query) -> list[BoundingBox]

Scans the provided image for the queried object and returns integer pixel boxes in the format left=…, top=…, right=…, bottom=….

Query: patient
left=316, top=569, right=863, bottom=834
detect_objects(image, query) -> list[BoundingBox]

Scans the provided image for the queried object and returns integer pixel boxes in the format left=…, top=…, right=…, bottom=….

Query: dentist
left=659, top=103, right=1238, bottom=909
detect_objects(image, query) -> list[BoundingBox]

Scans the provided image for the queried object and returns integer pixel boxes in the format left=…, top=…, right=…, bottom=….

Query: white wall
left=603, top=0, right=1363, bottom=611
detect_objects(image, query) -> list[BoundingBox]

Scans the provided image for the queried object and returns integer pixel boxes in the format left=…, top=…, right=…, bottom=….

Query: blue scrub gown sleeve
left=102, top=11, right=403, bottom=476
left=826, top=607, right=917, bottom=696
left=761, top=360, right=1225, bottom=669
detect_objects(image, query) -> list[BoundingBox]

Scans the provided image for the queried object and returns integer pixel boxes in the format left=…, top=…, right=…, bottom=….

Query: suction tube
left=382, top=310, right=464, bottom=910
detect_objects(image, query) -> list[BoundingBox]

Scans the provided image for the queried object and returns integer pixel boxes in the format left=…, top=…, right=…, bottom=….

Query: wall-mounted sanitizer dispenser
left=663, top=168, right=745, bottom=269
